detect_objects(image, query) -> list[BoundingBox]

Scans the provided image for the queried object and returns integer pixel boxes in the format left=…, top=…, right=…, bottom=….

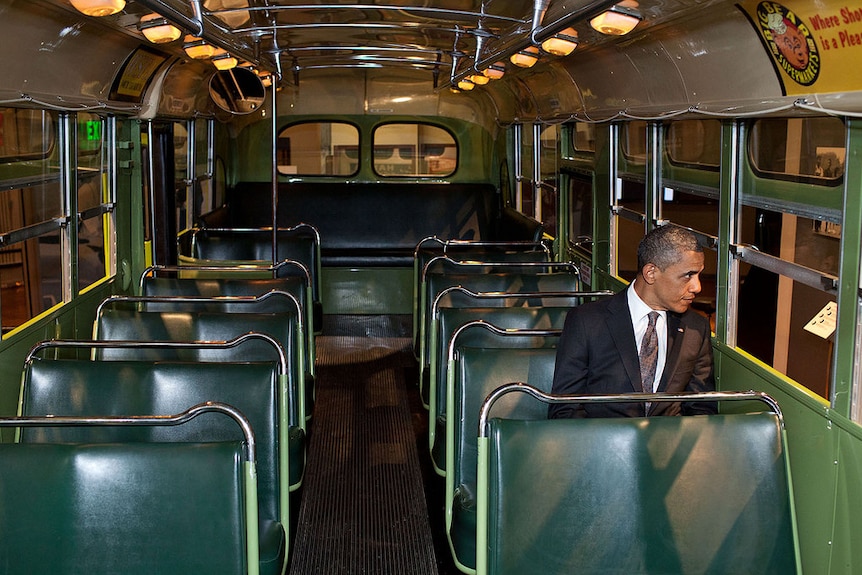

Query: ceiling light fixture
left=183, top=35, right=216, bottom=59
left=139, top=13, right=182, bottom=44
left=590, top=1, right=642, bottom=36
left=510, top=46, right=540, bottom=68
left=70, top=0, right=125, bottom=17
left=541, top=27, right=579, bottom=56
left=457, top=78, right=476, bottom=91
left=204, top=0, right=251, bottom=28
left=469, top=74, right=489, bottom=85
left=483, top=62, right=506, bottom=80
left=211, top=50, right=238, bottom=70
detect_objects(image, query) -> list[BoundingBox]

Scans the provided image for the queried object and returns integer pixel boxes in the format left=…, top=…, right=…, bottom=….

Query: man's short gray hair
left=637, top=226, right=702, bottom=271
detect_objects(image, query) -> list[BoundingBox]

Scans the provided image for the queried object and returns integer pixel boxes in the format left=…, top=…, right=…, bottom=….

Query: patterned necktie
left=639, top=311, right=659, bottom=395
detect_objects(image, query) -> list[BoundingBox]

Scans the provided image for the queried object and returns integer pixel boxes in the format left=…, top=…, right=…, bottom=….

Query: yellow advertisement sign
left=112, top=48, right=168, bottom=101
left=740, top=1, right=862, bottom=94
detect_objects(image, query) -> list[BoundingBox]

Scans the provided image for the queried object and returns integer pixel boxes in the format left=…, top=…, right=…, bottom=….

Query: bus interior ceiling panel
left=0, top=0, right=144, bottom=106
left=7, top=0, right=851, bottom=120
left=555, top=4, right=783, bottom=120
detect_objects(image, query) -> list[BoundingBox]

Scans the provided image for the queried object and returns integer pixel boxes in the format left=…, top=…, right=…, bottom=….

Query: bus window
left=0, top=182, right=64, bottom=334
left=373, top=123, right=457, bottom=177
left=749, top=117, right=845, bottom=183
left=174, top=121, right=190, bottom=233
left=567, top=173, right=593, bottom=256
left=614, top=178, right=646, bottom=282
left=621, top=121, right=647, bottom=165
left=572, top=122, right=596, bottom=154
left=519, top=124, right=534, bottom=216
left=194, top=118, right=214, bottom=217
left=666, top=119, right=721, bottom=169
left=278, top=121, right=360, bottom=176
left=0, top=109, right=63, bottom=335
left=0, top=108, right=54, bottom=162
left=539, top=124, right=557, bottom=237
left=662, top=119, right=721, bottom=318
left=735, top=204, right=840, bottom=399
left=77, top=113, right=108, bottom=291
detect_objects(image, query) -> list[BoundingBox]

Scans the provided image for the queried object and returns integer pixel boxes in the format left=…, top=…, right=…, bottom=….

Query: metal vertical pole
left=271, top=81, right=279, bottom=265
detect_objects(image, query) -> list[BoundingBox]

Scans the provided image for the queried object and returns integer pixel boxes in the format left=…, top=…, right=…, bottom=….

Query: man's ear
left=641, top=263, right=657, bottom=285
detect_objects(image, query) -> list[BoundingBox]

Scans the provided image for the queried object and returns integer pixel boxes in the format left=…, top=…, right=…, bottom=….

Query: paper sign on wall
left=803, top=301, right=837, bottom=339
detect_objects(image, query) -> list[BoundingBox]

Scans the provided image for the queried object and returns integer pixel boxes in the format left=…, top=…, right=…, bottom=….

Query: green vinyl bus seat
left=412, top=238, right=550, bottom=349
left=428, top=307, right=571, bottom=475
left=212, top=182, right=518, bottom=267
left=476, top=386, right=801, bottom=575
left=19, top=350, right=291, bottom=574
left=0, top=403, right=262, bottom=575
left=418, top=265, right=580, bottom=407
left=140, top=270, right=317, bottom=378
left=445, top=329, right=560, bottom=574
left=94, top=295, right=309, bottom=427
left=185, top=225, right=322, bottom=331
left=417, top=256, right=568, bottom=362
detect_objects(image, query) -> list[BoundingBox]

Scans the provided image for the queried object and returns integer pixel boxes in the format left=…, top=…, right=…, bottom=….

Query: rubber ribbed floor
left=288, top=316, right=437, bottom=574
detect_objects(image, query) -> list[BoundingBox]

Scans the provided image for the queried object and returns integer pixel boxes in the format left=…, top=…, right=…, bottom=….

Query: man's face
left=649, top=250, right=704, bottom=314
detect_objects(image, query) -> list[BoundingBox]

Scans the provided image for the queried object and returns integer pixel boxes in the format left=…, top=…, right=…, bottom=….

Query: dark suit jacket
left=548, top=289, right=716, bottom=418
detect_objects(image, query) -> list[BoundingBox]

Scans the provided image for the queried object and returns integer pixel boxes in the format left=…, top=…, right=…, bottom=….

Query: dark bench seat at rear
left=205, top=182, right=542, bottom=267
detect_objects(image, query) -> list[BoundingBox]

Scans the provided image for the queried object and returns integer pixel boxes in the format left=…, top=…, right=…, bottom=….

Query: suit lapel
left=657, top=312, right=685, bottom=391
left=606, top=292, right=642, bottom=393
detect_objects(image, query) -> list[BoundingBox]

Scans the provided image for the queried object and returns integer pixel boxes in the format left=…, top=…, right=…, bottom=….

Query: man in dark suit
left=549, top=225, right=716, bottom=418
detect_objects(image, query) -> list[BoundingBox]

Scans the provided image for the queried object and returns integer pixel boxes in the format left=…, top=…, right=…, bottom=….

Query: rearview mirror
left=209, top=67, right=266, bottom=114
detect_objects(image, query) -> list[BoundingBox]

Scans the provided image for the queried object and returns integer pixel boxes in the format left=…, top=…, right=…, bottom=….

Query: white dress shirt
left=627, top=282, right=667, bottom=392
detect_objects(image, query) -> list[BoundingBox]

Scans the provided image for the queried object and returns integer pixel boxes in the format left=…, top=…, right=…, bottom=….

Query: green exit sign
left=83, top=120, right=101, bottom=141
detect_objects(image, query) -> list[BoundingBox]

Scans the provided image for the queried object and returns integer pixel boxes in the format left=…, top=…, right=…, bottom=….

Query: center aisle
left=288, top=315, right=439, bottom=574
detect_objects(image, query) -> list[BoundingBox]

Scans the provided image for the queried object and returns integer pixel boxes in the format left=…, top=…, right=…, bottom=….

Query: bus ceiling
left=5, top=0, right=862, bottom=122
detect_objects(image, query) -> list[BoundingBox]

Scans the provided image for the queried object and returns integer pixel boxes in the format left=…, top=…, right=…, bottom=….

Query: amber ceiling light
left=541, top=27, right=579, bottom=56
left=139, top=13, right=182, bottom=44
left=483, top=62, right=506, bottom=80
left=590, top=1, right=642, bottom=36
left=211, top=50, right=238, bottom=70
left=510, top=46, right=540, bottom=68
left=456, top=78, right=476, bottom=91
left=469, top=74, right=489, bottom=85
left=183, top=35, right=216, bottom=59
left=70, top=0, right=125, bottom=17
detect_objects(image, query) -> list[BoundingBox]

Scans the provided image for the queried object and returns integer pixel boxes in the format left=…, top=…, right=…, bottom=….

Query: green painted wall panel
left=831, top=424, right=862, bottom=572
left=322, top=268, right=412, bottom=315
left=715, top=344, right=862, bottom=575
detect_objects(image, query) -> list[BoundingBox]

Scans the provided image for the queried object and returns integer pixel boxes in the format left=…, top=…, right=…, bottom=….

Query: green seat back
left=413, top=245, right=549, bottom=341
left=420, top=271, right=578, bottom=395
left=483, top=414, right=798, bottom=575
left=141, top=276, right=306, bottom=314
left=447, top=346, right=557, bottom=571
left=429, top=308, right=566, bottom=471
left=94, top=308, right=303, bottom=426
left=0, top=441, right=247, bottom=574
left=21, top=360, right=282, bottom=528
left=141, top=275, right=316, bottom=377
left=191, top=227, right=322, bottom=327
left=20, top=359, right=290, bottom=574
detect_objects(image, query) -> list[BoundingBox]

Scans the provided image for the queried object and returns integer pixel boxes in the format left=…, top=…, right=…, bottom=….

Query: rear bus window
left=277, top=121, right=359, bottom=176
left=372, top=123, right=457, bottom=177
